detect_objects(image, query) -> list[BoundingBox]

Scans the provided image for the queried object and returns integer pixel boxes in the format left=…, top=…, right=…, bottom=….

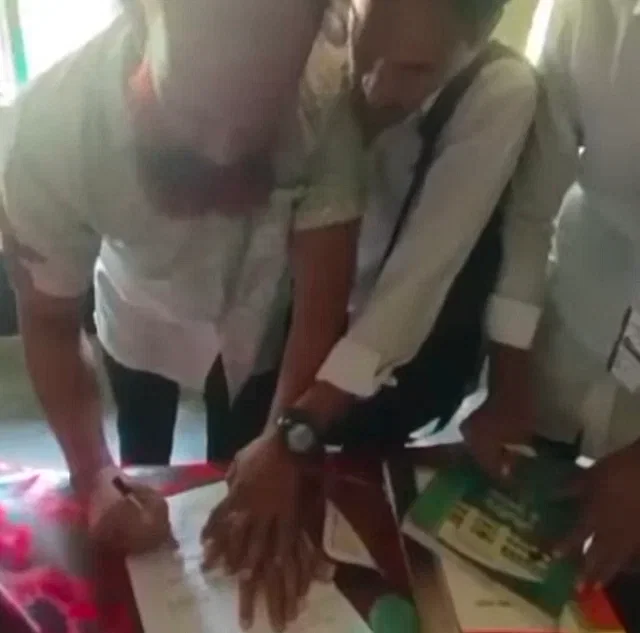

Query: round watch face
left=287, top=423, right=317, bottom=454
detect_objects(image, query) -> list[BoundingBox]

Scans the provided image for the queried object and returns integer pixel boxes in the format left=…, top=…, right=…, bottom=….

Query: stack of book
left=385, top=454, right=627, bottom=633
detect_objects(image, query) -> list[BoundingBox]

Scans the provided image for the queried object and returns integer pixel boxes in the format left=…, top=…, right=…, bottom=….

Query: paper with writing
left=127, top=483, right=370, bottom=633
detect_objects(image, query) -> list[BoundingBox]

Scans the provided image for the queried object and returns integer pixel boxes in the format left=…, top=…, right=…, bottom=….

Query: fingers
left=270, top=519, right=299, bottom=629
left=296, top=536, right=314, bottom=601
left=238, top=574, right=259, bottom=632
left=202, top=536, right=225, bottom=572
left=581, top=534, right=635, bottom=589
left=554, top=517, right=594, bottom=561
left=90, top=503, right=121, bottom=547
left=462, top=423, right=509, bottom=481
left=239, top=520, right=270, bottom=580
left=92, top=496, right=170, bottom=554
left=274, top=514, right=295, bottom=567
left=264, top=565, right=287, bottom=631
left=224, top=512, right=252, bottom=574
left=200, top=496, right=234, bottom=543
left=200, top=496, right=239, bottom=571
left=497, top=448, right=519, bottom=481
left=281, top=556, right=299, bottom=625
left=468, top=439, right=507, bottom=481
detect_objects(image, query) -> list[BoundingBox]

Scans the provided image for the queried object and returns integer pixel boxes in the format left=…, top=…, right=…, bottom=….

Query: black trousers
left=102, top=350, right=440, bottom=467
left=103, top=352, right=278, bottom=465
left=103, top=348, right=583, bottom=467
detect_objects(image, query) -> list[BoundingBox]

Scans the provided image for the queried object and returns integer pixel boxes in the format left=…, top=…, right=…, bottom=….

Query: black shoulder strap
left=381, top=42, right=519, bottom=266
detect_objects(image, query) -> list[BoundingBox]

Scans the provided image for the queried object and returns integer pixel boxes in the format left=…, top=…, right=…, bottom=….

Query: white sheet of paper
left=322, top=501, right=378, bottom=570
left=127, top=483, right=370, bottom=633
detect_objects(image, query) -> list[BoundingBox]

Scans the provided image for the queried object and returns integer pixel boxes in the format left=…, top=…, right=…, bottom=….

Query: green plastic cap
left=368, top=594, right=421, bottom=633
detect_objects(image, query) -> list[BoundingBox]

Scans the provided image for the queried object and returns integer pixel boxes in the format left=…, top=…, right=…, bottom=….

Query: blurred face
left=351, top=0, right=465, bottom=129
left=128, top=0, right=328, bottom=214
left=128, top=62, right=275, bottom=216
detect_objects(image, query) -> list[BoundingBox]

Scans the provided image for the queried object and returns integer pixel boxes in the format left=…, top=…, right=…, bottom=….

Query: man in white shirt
left=231, top=0, right=535, bottom=443
left=463, top=0, right=640, bottom=590
left=1, top=0, right=364, bottom=611
left=203, top=1, right=537, bottom=628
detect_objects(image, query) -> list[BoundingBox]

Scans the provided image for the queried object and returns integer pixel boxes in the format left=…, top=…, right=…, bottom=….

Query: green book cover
left=407, top=455, right=580, bottom=619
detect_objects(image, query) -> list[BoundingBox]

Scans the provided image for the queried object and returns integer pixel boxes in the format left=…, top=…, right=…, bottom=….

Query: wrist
left=69, top=454, right=115, bottom=500
left=294, top=381, right=354, bottom=434
left=262, top=426, right=323, bottom=476
left=487, top=344, right=533, bottom=410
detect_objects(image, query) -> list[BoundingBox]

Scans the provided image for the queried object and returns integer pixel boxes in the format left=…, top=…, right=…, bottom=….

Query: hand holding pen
left=84, top=466, right=174, bottom=555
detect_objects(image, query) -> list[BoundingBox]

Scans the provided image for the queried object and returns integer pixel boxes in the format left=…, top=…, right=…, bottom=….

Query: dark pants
left=102, top=348, right=438, bottom=466
left=103, top=352, right=278, bottom=465
left=103, top=348, right=582, bottom=467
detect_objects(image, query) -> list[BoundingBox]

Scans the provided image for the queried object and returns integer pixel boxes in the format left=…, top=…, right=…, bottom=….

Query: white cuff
left=316, top=337, right=395, bottom=398
left=487, top=295, right=541, bottom=349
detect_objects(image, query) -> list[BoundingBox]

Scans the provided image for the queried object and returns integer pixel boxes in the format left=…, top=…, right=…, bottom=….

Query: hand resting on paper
left=553, top=441, right=640, bottom=591
left=199, top=432, right=335, bottom=631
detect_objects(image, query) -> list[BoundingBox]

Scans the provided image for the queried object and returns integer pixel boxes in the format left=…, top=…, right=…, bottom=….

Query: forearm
left=265, top=222, right=360, bottom=431
left=20, top=314, right=111, bottom=478
left=266, top=311, right=348, bottom=431
left=487, top=342, right=533, bottom=412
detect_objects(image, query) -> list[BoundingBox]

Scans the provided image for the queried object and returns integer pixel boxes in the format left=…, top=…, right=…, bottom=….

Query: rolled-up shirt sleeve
left=487, top=0, right=582, bottom=349
left=1, top=146, right=100, bottom=298
left=318, top=57, right=537, bottom=398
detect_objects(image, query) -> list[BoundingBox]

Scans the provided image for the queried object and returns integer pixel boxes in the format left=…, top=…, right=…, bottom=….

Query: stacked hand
left=84, top=466, right=173, bottom=554
left=200, top=432, right=333, bottom=631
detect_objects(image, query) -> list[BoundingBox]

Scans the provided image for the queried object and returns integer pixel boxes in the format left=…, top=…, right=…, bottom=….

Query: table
left=0, top=450, right=639, bottom=633
left=0, top=458, right=413, bottom=633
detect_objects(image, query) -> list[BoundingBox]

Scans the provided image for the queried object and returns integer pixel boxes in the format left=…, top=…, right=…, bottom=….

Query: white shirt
left=500, top=0, right=640, bottom=368
left=317, top=48, right=537, bottom=398
left=0, top=19, right=366, bottom=397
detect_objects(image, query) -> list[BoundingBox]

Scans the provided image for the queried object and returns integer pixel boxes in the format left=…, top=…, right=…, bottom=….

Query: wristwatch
left=276, top=408, right=322, bottom=455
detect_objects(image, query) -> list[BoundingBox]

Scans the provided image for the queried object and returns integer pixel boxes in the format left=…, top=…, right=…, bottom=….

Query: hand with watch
left=200, top=403, right=338, bottom=632
left=275, top=407, right=325, bottom=456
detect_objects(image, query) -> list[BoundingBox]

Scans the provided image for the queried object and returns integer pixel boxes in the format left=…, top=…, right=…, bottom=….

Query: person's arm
left=308, top=57, right=536, bottom=426
left=264, top=77, right=367, bottom=428
left=199, top=67, right=365, bottom=633
left=480, top=1, right=583, bottom=426
left=13, top=273, right=109, bottom=478
left=0, top=147, right=108, bottom=485
left=3, top=230, right=110, bottom=481
left=265, top=220, right=359, bottom=429
left=462, top=1, right=584, bottom=476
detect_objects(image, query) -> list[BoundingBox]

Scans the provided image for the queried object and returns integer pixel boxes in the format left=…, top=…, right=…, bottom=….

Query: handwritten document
left=127, top=483, right=370, bottom=633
